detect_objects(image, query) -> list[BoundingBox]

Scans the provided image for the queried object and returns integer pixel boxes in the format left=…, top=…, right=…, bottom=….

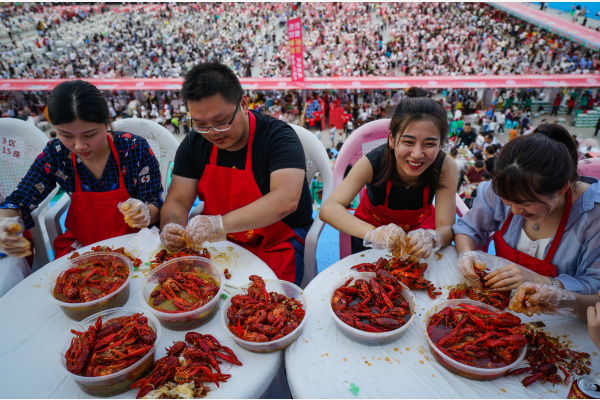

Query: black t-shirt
left=173, top=110, right=313, bottom=229
left=364, top=145, right=445, bottom=210
left=456, top=129, right=477, bottom=148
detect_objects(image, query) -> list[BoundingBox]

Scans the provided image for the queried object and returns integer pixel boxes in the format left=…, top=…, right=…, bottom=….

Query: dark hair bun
left=533, top=123, right=578, bottom=167
left=405, top=87, right=429, bottom=98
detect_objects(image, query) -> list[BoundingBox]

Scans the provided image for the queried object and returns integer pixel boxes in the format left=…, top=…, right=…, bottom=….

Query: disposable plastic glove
left=363, top=224, right=407, bottom=253
left=160, top=223, right=186, bottom=252
left=184, top=215, right=226, bottom=249
left=118, top=198, right=150, bottom=228
left=509, top=282, right=577, bottom=317
left=457, top=251, right=486, bottom=289
left=407, top=229, right=442, bottom=260
left=0, top=216, right=32, bottom=258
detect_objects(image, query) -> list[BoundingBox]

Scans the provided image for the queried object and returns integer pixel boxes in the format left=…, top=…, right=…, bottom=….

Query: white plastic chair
left=0, top=118, right=57, bottom=270
left=289, top=123, right=333, bottom=288
left=45, top=118, right=179, bottom=254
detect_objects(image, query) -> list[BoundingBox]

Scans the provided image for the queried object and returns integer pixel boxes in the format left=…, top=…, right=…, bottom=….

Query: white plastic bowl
left=423, top=299, right=527, bottom=380
left=58, top=307, right=160, bottom=397
left=48, top=252, right=133, bottom=321
left=328, top=271, right=417, bottom=345
left=139, top=256, right=223, bottom=330
left=221, top=279, right=307, bottom=353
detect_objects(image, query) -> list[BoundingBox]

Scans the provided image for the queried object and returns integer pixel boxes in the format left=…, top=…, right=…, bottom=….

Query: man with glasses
left=159, top=62, right=313, bottom=285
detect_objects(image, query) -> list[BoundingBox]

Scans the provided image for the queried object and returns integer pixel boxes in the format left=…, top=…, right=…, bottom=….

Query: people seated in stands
left=159, top=62, right=313, bottom=285
left=454, top=123, right=600, bottom=295
left=0, top=80, right=164, bottom=259
left=320, top=87, right=458, bottom=257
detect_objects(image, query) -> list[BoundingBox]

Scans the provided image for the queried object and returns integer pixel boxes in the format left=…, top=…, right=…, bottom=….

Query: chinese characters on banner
left=287, top=18, right=305, bottom=85
left=0, top=134, right=24, bottom=163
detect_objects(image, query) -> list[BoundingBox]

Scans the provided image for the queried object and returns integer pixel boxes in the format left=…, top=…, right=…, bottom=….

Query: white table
left=0, top=231, right=285, bottom=399
left=285, top=246, right=600, bottom=398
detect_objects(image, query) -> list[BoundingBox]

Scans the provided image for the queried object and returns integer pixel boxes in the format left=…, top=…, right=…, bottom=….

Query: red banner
left=287, top=18, right=305, bottom=86
left=0, top=75, right=598, bottom=91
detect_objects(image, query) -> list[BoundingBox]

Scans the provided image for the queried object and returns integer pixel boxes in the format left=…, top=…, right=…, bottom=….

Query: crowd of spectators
left=0, top=2, right=598, bottom=80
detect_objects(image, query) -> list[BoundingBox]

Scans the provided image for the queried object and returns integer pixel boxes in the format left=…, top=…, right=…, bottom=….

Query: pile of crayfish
left=70, top=245, right=142, bottom=269
left=332, top=269, right=411, bottom=333
left=151, top=248, right=211, bottom=267
left=506, top=326, right=591, bottom=387
left=131, top=332, right=242, bottom=399
left=448, top=283, right=511, bottom=310
left=64, top=313, right=156, bottom=377
left=149, top=266, right=219, bottom=313
left=227, top=275, right=305, bottom=342
left=352, top=256, right=441, bottom=299
left=54, top=256, right=130, bottom=303
left=428, top=303, right=526, bottom=368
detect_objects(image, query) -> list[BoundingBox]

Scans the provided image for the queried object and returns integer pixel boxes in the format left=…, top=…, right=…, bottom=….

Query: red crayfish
left=332, top=269, right=411, bottom=333
left=70, top=245, right=142, bottom=269
left=131, top=332, right=242, bottom=398
left=64, top=313, right=156, bottom=377
left=506, top=327, right=591, bottom=387
left=150, top=268, right=219, bottom=313
left=448, top=283, right=511, bottom=310
left=427, top=303, right=526, bottom=368
left=352, top=257, right=441, bottom=299
left=226, top=275, right=305, bottom=342
left=54, top=257, right=129, bottom=303
left=151, top=248, right=211, bottom=267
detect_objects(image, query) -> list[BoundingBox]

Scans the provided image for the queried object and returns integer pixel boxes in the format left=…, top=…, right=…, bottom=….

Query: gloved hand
left=118, top=198, right=150, bottom=228
left=160, top=223, right=186, bottom=252
left=363, top=224, right=407, bottom=253
left=457, top=251, right=486, bottom=289
left=407, top=229, right=442, bottom=260
left=0, top=216, right=32, bottom=258
left=509, top=282, right=576, bottom=317
left=184, top=215, right=226, bottom=249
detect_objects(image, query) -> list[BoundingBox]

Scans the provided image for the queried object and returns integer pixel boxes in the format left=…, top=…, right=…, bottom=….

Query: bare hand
left=484, top=263, right=546, bottom=291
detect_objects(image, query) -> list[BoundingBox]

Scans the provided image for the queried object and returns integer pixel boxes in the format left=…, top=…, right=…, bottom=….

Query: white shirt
left=516, top=229, right=551, bottom=260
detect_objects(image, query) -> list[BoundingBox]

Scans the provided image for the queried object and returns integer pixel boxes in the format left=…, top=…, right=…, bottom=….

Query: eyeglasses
left=191, top=97, right=242, bottom=134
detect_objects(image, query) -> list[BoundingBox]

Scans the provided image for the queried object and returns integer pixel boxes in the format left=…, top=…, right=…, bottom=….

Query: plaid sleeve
left=0, top=143, right=58, bottom=229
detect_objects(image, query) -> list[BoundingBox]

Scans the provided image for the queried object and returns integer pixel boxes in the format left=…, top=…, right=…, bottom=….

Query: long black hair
left=373, top=87, right=449, bottom=190
left=492, top=123, right=578, bottom=204
left=47, top=80, right=110, bottom=125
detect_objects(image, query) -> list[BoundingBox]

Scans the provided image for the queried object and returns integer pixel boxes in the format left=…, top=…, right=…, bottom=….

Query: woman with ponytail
left=454, top=123, right=600, bottom=294
left=321, top=87, right=458, bottom=257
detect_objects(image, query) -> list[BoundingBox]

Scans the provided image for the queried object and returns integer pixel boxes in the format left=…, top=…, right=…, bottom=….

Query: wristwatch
left=549, top=277, right=559, bottom=287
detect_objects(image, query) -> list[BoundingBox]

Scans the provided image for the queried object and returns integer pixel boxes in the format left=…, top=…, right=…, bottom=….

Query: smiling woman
left=0, top=80, right=164, bottom=259
left=320, top=87, right=459, bottom=257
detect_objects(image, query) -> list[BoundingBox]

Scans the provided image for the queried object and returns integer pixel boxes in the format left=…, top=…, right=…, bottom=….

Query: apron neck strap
left=209, top=110, right=256, bottom=171
left=500, top=186, right=573, bottom=263
left=71, top=134, right=123, bottom=191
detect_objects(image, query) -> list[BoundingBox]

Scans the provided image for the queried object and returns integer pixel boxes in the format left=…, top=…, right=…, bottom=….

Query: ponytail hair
left=374, top=87, right=449, bottom=190
left=492, top=123, right=578, bottom=203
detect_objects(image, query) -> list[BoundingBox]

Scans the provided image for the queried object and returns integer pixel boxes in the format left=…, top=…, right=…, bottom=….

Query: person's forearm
left=0, top=208, right=21, bottom=219
left=147, top=204, right=160, bottom=226
left=160, top=199, right=190, bottom=228
left=320, top=202, right=375, bottom=239
left=221, top=190, right=300, bottom=234
left=575, top=293, right=600, bottom=321
left=435, top=225, right=454, bottom=248
left=454, top=233, right=476, bottom=254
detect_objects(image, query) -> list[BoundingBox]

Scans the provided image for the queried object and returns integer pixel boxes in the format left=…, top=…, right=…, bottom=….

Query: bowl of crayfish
left=139, top=256, right=224, bottom=330
left=328, top=270, right=417, bottom=345
left=48, top=252, right=133, bottom=321
left=222, top=275, right=307, bottom=353
left=58, top=307, right=160, bottom=397
left=423, top=299, right=527, bottom=380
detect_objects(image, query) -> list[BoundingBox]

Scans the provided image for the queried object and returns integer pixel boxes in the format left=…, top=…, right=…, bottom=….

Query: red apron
left=492, top=188, right=572, bottom=277
left=196, top=112, right=303, bottom=283
left=354, top=180, right=436, bottom=233
left=53, top=135, right=139, bottom=258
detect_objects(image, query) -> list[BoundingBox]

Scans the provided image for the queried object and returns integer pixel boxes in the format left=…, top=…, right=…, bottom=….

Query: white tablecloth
left=0, top=231, right=283, bottom=399
left=285, top=246, right=600, bottom=398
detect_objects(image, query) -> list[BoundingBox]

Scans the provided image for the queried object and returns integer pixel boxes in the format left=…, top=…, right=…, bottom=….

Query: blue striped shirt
left=0, top=132, right=163, bottom=230
left=453, top=177, right=600, bottom=295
